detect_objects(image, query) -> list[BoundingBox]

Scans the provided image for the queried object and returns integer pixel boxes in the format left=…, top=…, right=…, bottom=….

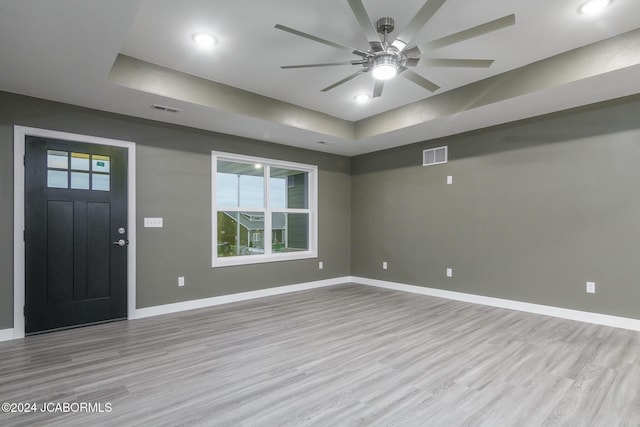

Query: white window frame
left=212, top=151, right=318, bottom=267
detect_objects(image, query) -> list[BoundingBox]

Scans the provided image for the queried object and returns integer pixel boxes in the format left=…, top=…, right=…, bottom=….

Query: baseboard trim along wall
left=134, top=277, right=350, bottom=319
left=4, top=276, right=638, bottom=342
left=0, top=329, right=15, bottom=342
left=351, top=276, right=640, bottom=332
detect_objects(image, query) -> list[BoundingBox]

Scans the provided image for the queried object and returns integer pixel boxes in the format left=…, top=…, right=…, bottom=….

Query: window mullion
left=264, top=165, right=272, bottom=256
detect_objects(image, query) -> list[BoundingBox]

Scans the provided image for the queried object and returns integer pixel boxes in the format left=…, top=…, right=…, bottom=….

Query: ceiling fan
left=275, top=0, right=515, bottom=98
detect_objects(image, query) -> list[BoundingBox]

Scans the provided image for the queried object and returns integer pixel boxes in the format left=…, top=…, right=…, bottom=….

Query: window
left=212, top=151, right=317, bottom=267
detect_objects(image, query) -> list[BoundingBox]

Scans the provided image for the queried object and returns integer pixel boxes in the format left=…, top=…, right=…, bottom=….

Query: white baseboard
left=134, top=277, right=350, bottom=319
left=352, top=276, right=640, bottom=332
left=3, top=276, right=638, bottom=342
left=0, top=329, right=15, bottom=342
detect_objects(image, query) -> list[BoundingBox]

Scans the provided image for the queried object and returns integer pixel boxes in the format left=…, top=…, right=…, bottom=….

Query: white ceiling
left=1, top=0, right=640, bottom=156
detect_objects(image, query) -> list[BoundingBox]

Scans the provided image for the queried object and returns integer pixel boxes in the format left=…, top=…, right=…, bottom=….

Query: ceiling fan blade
left=401, top=69, right=441, bottom=92
left=421, top=58, right=494, bottom=68
left=345, top=0, right=382, bottom=49
left=405, top=57, right=420, bottom=67
left=403, top=46, right=421, bottom=58
left=281, top=61, right=363, bottom=69
left=275, top=24, right=368, bottom=57
left=393, top=0, right=448, bottom=49
left=373, top=80, right=384, bottom=98
left=321, top=69, right=366, bottom=92
left=421, top=14, right=515, bottom=50
left=369, top=41, right=384, bottom=53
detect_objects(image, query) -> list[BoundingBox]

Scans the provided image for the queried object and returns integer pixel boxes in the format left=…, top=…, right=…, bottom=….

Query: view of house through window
left=212, top=152, right=317, bottom=266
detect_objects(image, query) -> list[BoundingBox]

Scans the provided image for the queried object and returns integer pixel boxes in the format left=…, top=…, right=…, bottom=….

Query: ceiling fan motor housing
left=365, top=17, right=408, bottom=77
left=376, top=17, right=395, bottom=34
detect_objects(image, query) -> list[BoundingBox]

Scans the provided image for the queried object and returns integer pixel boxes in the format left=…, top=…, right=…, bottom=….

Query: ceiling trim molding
left=109, top=27, right=640, bottom=145
left=109, top=54, right=355, bottom=140
left=355, top=27, right=640, bottom=139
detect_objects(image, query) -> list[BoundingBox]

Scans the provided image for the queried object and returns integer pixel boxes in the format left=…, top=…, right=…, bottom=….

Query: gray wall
left=352, top=96, right=640, bottom=319
left=0, top=91, right=351, bottom=329
left=3, top=89, right=640, bottom=330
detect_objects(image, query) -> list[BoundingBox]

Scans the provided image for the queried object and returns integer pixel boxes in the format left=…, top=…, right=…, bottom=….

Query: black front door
left=25, top=136, right=128, bottom=334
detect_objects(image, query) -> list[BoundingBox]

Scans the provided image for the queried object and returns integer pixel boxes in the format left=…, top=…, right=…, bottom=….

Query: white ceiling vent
left=151, top=104, right=181, bottom=113
left=423, top=146, right=448, bottom=166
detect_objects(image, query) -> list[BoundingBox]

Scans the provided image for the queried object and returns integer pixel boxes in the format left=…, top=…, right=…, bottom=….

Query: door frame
left=13, top=126, right=137, bottom=339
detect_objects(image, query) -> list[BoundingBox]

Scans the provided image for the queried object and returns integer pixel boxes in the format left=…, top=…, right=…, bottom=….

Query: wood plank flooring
left=1, top=284, right=639, bottom=426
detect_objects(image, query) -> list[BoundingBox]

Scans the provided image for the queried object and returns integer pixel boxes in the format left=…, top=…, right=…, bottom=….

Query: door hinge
left=23, top=155, right=26, bottom=166
left=23, top=305, right=26, bottom=316
left=23, top=230, right=26, bottom=242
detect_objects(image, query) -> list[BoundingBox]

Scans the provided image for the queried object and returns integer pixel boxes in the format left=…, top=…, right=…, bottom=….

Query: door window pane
left=47, top=150, right=68, bottom=169
left=92, top=174, right=110, bottom=191
left=92, top=155, right=110, bottom=173
left=71, top=172, right=90, bottom=190
left=71, top=152, right=90, bottom=171
left=47, top=170, right=68, bottom=188
left=46, top=150, right=112, bottom=192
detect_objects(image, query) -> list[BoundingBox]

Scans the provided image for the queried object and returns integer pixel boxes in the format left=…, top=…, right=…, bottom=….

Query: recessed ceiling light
left=579, top=0, right=612, bottom=15
left=192, top=32, right=217, bottom=48
left=354, top=94, right=372, bottom=103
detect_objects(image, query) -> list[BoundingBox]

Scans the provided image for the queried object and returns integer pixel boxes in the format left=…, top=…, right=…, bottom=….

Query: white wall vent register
left=423, top=146, right=448, bottom=166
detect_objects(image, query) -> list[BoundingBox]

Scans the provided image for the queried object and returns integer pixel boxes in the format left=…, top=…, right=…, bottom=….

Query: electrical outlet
left=383, top=261, right=388, bottom=270
left=586, top=281, right=595, bottom=294
left=319, top=261, right=323, bottom=270
left=178, top=276, right=185, bottom=287
left=446, top=268, right=453, bottom=277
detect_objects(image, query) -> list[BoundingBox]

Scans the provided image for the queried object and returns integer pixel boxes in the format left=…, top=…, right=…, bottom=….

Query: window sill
left=212, top=251, right=317, bottom=268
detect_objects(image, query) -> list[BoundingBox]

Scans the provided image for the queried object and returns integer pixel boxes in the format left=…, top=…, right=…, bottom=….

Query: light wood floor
left=1, top=284, right=639, bottom=426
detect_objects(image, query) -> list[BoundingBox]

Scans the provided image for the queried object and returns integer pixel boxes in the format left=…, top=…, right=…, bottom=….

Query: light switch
left=447, top=176, right=453, bottom=185
left=144, top=217, right=163, bottom=228
left=446, top=268, right=453, bottom=277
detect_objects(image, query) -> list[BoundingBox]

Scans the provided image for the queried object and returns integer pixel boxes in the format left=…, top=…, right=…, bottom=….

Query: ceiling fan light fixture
left=372, top=55, right=399, bottom=80
left=372, top=64, right=397, bottom=80
left=354, top=94, right=372, bottom=103
left=579, top=0, right=612, bottom=15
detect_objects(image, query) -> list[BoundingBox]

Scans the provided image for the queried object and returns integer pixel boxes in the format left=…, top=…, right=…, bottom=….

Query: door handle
left=112, top=239, right=127, bottom=247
